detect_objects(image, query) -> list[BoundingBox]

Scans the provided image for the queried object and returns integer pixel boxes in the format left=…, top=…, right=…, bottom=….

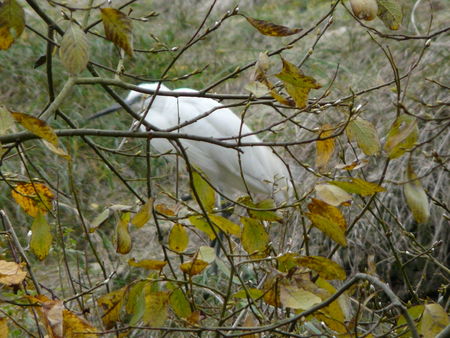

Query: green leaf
left=59, top=22, right=89, bottom=75
left=188, top=215, right=217, bottom=240
left=30, top=213, right=52, bottom=260
left=376, top=0, right=403, bottom=30
left=197, top=246, right=216, bottom=263
left=125, top=281, right=146, bottom=325
left=239, top=196, right=281, bottom=221
left=384, top=115, right=418, bottom=159
left=241, top=217, right=269, bottom=257
left=404, top=163, right=429, bottom=223
left=233, top=288, right=264, bottom=299
left=100, top=8, right=133, bottom=56
left=329, top=178, right=385, bottom=196
left=168, top=284, right=192, bottom=319
left=168, top=223, right=189, bottom=253
left=275, top=57, right=321, bottom=108
left=346, top=117, right=381, bottom=156
left=0, top=0, right=25, bottom=50
left=192, top=170, right=215, bottom=212
left=245, top=16, right=302, bottom=37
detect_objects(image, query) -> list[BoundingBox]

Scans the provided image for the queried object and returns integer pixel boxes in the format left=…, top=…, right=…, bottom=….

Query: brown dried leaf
left=0, top=260, right=27, bottom=286
left=0, top=317, right=8, bottom=338
left=245, top=16, right=302, bottom=37
left=101, top=8, right=133, bottom=56
left=315, top=124, right=335, bottom=172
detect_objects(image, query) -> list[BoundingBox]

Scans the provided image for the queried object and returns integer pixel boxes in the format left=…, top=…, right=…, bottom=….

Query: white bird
left=90, top=83, right=292, bottom=203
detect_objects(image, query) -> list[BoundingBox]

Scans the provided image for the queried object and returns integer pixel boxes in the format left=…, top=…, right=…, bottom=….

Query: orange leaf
left=11, top=182, right=54, bottom=217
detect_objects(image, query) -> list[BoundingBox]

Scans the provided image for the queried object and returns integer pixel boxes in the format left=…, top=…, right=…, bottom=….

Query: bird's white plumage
left=125, top=83, right=292, bottom=202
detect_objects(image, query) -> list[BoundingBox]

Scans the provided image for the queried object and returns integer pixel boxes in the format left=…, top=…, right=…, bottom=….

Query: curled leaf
left=11, top=112, right=58, bottom=146
left=116, top=212, right=132, bottom=254
left=245, top=16, right=302, bottom=37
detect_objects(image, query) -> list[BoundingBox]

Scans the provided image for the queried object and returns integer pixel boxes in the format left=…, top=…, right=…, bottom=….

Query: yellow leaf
left=346, top=117, right=381, bottom=156
left=100, top=8, right=133, bottom=56
left=30, top=213, right=52, bottom=260
left=59, top=22, right=89, bottom=75
left=131, top=198, right=153, bottom=227
left=315, top=183, right=352, bottom=207
left=329, top=178, right=385, bottom=196
left=142, top=291, right=169, bottom=327
left=128, top=258, right=167, bottom=270
left=0, top=260, right=27, bottom=285
left=404, top=163, right=429, bottom=223
left=63, top=309, right=97, bottom=337
left=168, top=223, right=189, bottom=253
left=192, top=170, right=215, bottom=212
left=315, top=124, right=335, bottom=172
left=188, top=215, right=216, bottom=240
left=279, top=282, right=321, bottom=310
left=116, top=212, right=132, bottom=254
left=377, top=0, right=403, bottom=30
left=245, top=16, right=302, bottom=37
left=277, top=252, right=300, bottom=273
left=0, top=0, right=25, bottom=50
left=0, top=317, right=8, bottom=338
left=209, top=214, right=241, bottom=237
left=11, top=112, right=58, bottom=146
left=421, top=303, right=449, bottom=337
left=384, top=115, right=418, bottom=159
left=335, top=159, right=368, bottom=171
left=275, top=57, right=321, bottom=108
left=180, top=259, right=208, bottom=276
left=296, top=256, right=346, bottom=280
left=98, top=287, right=126, bottom=329
left=241, top=216, right=269, bottom=258
left=11, top=182, right=54, bottom=217
left=306, top=198, right=347, bottom=247
left=42, top=139, right=70, bottom=160
left=314, top=278, right=348, bottom=334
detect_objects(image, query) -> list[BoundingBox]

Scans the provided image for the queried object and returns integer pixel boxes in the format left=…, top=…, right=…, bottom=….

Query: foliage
left=0, top=0, right=448, bottom=337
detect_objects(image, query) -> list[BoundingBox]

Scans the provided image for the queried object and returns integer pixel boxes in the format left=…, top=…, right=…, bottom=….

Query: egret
left=89, top=83, right=292, bottom=203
